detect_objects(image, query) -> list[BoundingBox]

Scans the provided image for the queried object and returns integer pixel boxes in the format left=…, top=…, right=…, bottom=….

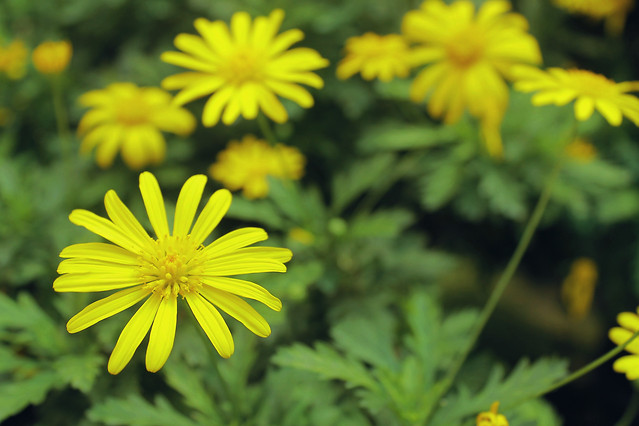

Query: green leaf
left=0, top=371, right=60, bottom=421
left=420, top=163, right=464, bottom=210
left=596, top=189, right=639, bottom=223
left=331, top=154, right=396, bottom=214
left=53, top=353, right=103, bottom=393
left=348, top=209, right=414, bottom=239
left=87, top=394, right=198, bottom=426
left=273, top=342, right=379, bottom=391
left=226, top=196, right=285, bottom=230
left=478, top=168, right=528, bottom=220
left=357, top=122, right=458, bottom=153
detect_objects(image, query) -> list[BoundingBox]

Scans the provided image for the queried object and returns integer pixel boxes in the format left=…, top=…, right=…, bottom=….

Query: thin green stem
left=51, top=74, right=70, bottom=149
left=257, top=113, right=278, bottom=145
left=425, top=156, right=565, bottom=422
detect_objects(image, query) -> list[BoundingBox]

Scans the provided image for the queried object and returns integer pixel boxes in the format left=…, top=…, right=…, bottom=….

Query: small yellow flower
left=402, top=0, right=542, bottom=157
left=78, top=82, right=196, bottom=169
left=289, top=227, right=315, bottom=245
left=32, top=40, right=72, bottom=74
left=0, top=39, right=28, bottom=79
left=477, top=401, right=508, bottom=426
left=552, top=0, right=634, bottom=35
left=336, top=33, right=412, bottom=82
left=564, top=138, right=597, bottom=162
left=54, top=172, right=289, bottom=374
left=514, top=67, right=639, bottom=127
left=161, top=9, right=329, bottom=127
left=561, top=257, right=598, bottom=319
left=609, top=309, right=639, bottom=380
left=209, top=135, right=305, bottom=199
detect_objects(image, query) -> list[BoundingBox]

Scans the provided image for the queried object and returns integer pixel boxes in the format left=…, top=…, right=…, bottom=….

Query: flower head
left=402, top=0, right=542, bottom=157
left=78, top=82, right=196, bottom=169
left=609, top=309, right=639, bottom=380
left=161, top=9, right=329, bottom=127
left=552, top=0, right=634, bottom=34
left=337, top=33, right=413, bottom=82
left=209, top=135, right=305, bottom=199
left=32, top=40, right=73, bottom=74
left=476, top=401, right=508, bottom=426
left=0, top=39, right=28, bottom=79
left=564, top=138, right=597, bottom=162
left=514, top=67, right=639, bottom=127
left=54, top=172, right=289, bottom=374
left=561, top=257, right=597, bottom=319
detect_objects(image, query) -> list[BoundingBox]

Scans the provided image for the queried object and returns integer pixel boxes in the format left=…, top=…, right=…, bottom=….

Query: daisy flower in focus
left=0, top=39, right=28, bottom=80
left=78, top=83, right=196, bottom=169
left=476, top=401, right=508, bottom=426
left=514, top=67, right=639, bottom=127
left=336, top=33, right=413, bottom=82
left=609, top=308, right=639, bottom=380
left=161, top=9, right=329, bottom=127
left=552, top=0, right=634, bottom=35
left=32, top=40, right=72, bottom=75
left=402, top=0, right=542, bottom=157
left=54, top=172, right=289, bottom=374
left=209, top=135, right=305, bottom=199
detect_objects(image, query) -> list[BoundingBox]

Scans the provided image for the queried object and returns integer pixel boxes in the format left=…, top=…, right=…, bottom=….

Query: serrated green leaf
left=53, top=353, right=103, bottom=393
left=0, top=371, right=60, bottom=421
left=348, top=209, right=414, bottom=239
left=420, top=163, right=463, bottom=210
left=87, top=394, right=198, bottom=426
left=478, top=169, right=528, bottom=220
left=273, top=342, right=379, bottom=391
left=357, top=122, right=458, bottom=153
left=163, top=360, right=223, bottom=422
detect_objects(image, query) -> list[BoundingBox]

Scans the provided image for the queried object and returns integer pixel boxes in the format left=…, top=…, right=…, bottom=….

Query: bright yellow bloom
left=609, top=309, right=639, bottom=380
left=161, top=9, right=329, bottom=127
left=561, top=257, right=597, bottom=319
left=552, top=0, right=634, bottom=35
left=32, top=40, right=73, bottom=74
left=209, top=135, right=305, bottom=199
left=78, top=82, right=196, bottom=169
left=565, top=138, right=597, bottom=162
left=514, top=67, right=639, bottom=127
left=402, top=0, right=542, bottom=158
left=477, top=401, right=508, bottom=426
left=336, top=33, right=412, bottom=82
left=0, top=39, right=28, bottom=79
left=54, top=172, right=289, bottom=374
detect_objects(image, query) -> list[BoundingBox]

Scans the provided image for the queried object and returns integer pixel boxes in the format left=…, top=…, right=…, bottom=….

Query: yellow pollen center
left=141, top=236, right=203, bottom=297
left=221, top=50, right=263, bottom=85
left=446, top=26, right=485, bottom=68
left=566, top=69, right=616, bottom=97
left=116, top=98, right=151, bottom=126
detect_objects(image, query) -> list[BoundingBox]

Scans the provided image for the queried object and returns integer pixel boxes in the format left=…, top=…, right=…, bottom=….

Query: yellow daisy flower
left=209, top=135, right=305, bottom=199
left=609, top=309, right=639, bottom=380
left=161, top=9, right=329, bottom=127
left=402, top=0, right=542, bottom=157
left=336, top=33, right=413, bottom=82
left=32, top=40, right=73, bottom=74
left=552, top=0, right=634, bottom=34
left=54, top=172, right=289, bottom=374
left=561, top=257, right=597, bottom=319
left=514, top=67, right=639, bottom=127
left=0, top=39, right=28, bottom=80
left=78, top=82, right=196, bottom=169
left=476, top=401, right=508, bottom=426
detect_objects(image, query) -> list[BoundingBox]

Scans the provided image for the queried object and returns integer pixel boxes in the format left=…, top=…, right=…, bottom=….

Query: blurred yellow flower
left=336, top=33, right=412, bottom=82
left=553, top=0, right=634, bottom=34
left=564, top=138, right=597, bottom=162
left=32, top=40, right=72, bottom=74
left=78, top=82, right=196, bottom=169
left=209, top=135, right=305, bottom=199
left=561, top=257, right=597, bottom=319
left=402, top=0, right=542, bottom=158
left=476, top=401, right=508, bottom=426
left=54, top=172, right=289, bottom=374
left=161, top=9, right=329, bottom=127
left=514, top=67, right=639, bottom=127
left=289, top=227, right=315, bottom=245
left=0, top=39, right=28, bottom=79
left=609, top=309, right=639, bottom=380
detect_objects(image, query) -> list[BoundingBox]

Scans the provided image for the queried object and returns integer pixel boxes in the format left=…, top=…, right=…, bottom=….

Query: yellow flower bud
left=32, top=40, right=72, bottom=74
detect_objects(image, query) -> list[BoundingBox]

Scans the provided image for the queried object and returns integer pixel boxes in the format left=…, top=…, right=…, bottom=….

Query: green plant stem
left=425, top=156, right=565, bottom=422
left=51, top=74, right=70, bottom=153
left=616, top=388, right=639, bottom=426
left=257, top=113, right=278, bottom=145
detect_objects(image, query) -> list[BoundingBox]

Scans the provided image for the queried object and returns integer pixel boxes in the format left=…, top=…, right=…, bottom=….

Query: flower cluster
left=609, top=309, right=639, bottom=380
left=476, top=401, right=508, bottom=426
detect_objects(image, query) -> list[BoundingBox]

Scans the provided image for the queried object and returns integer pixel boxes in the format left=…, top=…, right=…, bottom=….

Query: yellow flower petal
left=173, top=174, right=207, bottom=237
left=200, top=276, right=282, bottom=311
left=199, top=286, right=271, bottom=337
left=190, top=188, right=232, bottom=245
left=146, top=295, right=178, bottom=372
left=184, top=293, right=234, bottom=358
left=67, top=286, right=149, bottom=333
left=108, top=293, right=162, bottom=375
left=139, top=171, right=170, bottom=239
left=60, top=242, right=139, bottom=264
left=203, top=227, right=268, bottom=258
left=69, top=209, right=141, bottom=254
left=53, top=272, right=146, bottom=292
left=574, top=96, right=595, bottom=121
left=104, top=190, right=154, bottom=251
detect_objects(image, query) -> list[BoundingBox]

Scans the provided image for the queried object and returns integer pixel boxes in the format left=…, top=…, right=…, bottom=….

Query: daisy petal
left=199, top=286, right=271, bottom=337
left=59, top=243, right=139, bottom=264
left=203, top=227, right=268, bottom=258
left=190, top=189, right=232, bottom=246
left=200, top=276, right=282, bottom=311
left=139, top=172, right=170, bottom=239
left=146, top=295, right=178, bottom=372
left=53, top=273, right=146, bottom=292
left=104, top=190, right=154, bottom=251
left=173, top=174, right=207, bottom=237
left=185, top=293, right=234, bottom=358
left=69, top=209, right=141, bottom=254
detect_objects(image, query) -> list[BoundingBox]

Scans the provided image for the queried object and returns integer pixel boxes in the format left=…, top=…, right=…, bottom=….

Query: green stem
left=51, top=74, right=70, bottom=150
left=616, top=388, right=639, bottom=426
left=426, top=156, right=565, bottom=422
left=257, top=113, right=278, bottom=145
